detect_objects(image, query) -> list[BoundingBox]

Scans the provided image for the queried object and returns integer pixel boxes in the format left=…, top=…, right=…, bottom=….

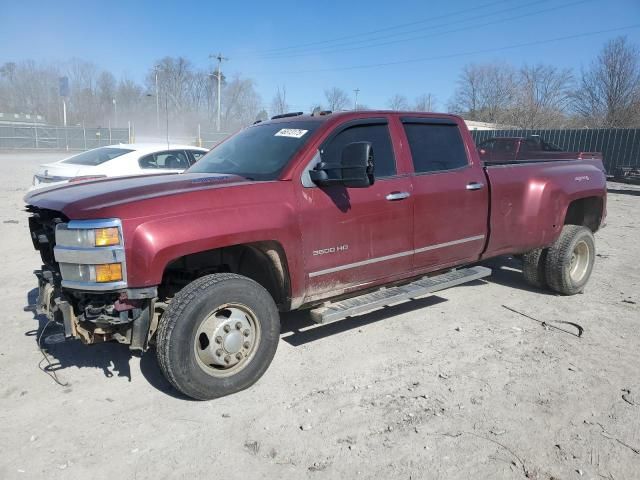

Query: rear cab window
left=401, top=119, right=468, bottom=173
left=63, top=147, right=133, bottom=166
left=495, top=139, right=516, bottom=155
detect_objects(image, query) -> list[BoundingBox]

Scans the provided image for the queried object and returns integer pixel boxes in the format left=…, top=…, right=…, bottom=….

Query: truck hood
left=24, top=172, right=252, bottom=218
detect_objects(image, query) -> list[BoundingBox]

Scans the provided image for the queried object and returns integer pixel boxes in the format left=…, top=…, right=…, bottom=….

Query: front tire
left=544, top=225, right=595, bottom=295
left=156, top=273, right=280, bottom=400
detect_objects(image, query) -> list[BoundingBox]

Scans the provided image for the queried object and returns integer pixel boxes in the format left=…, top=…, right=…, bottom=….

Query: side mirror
left=309, top=141, right=374, bottom=188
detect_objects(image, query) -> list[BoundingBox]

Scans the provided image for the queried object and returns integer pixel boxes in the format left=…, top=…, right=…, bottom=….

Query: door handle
left=386, top=191, right=410, bottom=201
left=466, top=182, right=485, bottom=191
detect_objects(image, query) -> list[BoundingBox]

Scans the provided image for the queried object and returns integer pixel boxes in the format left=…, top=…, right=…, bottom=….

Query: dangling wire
left=37, top=320, right=69, bottom=387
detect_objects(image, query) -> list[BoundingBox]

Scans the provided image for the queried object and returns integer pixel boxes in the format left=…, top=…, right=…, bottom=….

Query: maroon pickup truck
left=25, top=111, right=607, bottom=400
left=477, top=136, right=602, bottom=163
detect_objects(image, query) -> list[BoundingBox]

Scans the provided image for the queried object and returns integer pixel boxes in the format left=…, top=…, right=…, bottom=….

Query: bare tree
left=449, top=63, right=517, bottom=124
left=270, top=85, right=288, bottom=116
left=147, top=57, right=197, bottom=115
left=324, top=87, right=350, bottom=111
left=116, top=77, right=146, bottom=126
left=222, top=75, right=262, bottom=130
left=573, top=36, right=640, bottom=127
left=66, top=58, right=100, bottom=124
left=387, top=94, right=409, bottom=111
left=96, top=71, right=117, bottom=124
left=414, top=93, right=437, bottom=111
left=0, top=60, right=60, bottom=122
left=513, top=64, right=574, bottom=128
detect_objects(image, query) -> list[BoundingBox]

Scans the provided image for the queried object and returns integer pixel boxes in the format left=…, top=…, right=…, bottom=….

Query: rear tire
left=156, top=273, right=280, bottom=400
left=522, top=248, right=548, bottom=289
left=544, top=225, right=595, bottom=295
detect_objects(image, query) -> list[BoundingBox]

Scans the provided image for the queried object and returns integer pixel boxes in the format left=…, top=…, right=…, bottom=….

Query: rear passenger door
left=401, top=118, right=488, bottom=271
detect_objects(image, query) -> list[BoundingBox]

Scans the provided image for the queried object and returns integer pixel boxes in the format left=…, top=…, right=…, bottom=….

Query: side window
left=403, top=123, right=468, bottom=173
left=189, top=150, right=206, bottom=163
left=139, top=150, right=190, bottom=169
left=138, top=153, right=155, bottom=169
left=321, top=123, right=396, bottom=178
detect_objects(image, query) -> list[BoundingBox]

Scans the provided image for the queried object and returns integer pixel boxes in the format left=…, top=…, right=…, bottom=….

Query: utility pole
left=210, top=53, right=228, bottom=132
left=354, top=88, right=360, bottom=111
left=154, top=65, right=160, bottom=132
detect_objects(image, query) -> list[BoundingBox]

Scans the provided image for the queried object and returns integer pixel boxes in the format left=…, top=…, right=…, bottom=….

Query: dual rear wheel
left=522, top=225, right=596, bottom=295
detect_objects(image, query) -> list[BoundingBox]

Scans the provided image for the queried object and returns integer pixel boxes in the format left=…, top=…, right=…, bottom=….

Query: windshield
left=63, top=147, right=133, bottom=166
left=187, top=121, right=320, bottom=180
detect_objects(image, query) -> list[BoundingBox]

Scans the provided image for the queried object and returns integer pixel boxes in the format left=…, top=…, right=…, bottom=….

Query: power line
left=250, top=0, right=589, bottom=61
left=255, top=24, right=640, bottom=76
left=248, top=0, right=554, bottom=60
left=239, top=0, right=515, bottom=55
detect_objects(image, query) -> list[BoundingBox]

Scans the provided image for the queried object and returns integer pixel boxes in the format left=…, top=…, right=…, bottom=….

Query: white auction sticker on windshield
left=275, top=128, right=308, bottom=138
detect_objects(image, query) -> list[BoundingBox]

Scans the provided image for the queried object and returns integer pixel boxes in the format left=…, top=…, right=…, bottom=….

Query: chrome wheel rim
left=193, top=303, right=260, bottom=377
left=569, top=240, right=590, bottom=283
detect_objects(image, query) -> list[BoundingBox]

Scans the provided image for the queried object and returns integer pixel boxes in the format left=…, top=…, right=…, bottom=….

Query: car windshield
left=187, top=121, right=320, bottom=180
left=63, top=147, right=133, bottom=166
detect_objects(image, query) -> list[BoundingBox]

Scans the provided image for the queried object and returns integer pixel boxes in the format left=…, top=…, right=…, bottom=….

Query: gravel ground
left=0, top=152, right=638, bottom=480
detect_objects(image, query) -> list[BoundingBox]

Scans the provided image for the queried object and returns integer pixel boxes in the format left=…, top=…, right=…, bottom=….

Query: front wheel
left=156, top=273, right=280, bottom=400
left=544, top=225, right=596, bottom=295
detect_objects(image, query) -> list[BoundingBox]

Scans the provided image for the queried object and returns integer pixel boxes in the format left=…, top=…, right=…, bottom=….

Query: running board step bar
left=309, top=266, right=492, bottom=324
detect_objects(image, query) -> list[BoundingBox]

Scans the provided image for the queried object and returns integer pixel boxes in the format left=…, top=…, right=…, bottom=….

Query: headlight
left=56, top=225, right=121, bottom=248
left=54, top=219, right=126, bottom=290
left=60, top=263, right=123, bottom=283
left=95, top=227, right=120, bottom=246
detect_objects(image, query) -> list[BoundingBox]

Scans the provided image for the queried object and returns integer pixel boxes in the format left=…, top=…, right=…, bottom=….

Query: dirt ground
left=0, top=152, right=638, bottom=480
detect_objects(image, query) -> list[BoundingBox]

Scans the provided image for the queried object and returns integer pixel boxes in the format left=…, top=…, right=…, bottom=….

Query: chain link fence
left=0, top=125, right=130, bottom=150
left=0, top=125, right=230, bottom=151
left=470, top=128, right=640, bottom=174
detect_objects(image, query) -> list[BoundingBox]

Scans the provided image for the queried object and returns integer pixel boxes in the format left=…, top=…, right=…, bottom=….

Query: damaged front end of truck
left=27, top=206, right=156, bottom=351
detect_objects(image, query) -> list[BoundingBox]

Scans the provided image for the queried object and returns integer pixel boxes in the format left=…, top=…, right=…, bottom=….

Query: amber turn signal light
left=95, top=227, right=120, bottom=246
left=95, top=263, right=123, bottom=283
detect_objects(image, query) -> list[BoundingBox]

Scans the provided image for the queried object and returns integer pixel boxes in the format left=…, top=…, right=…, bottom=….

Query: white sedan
left=30, top=143, right=209, bottom=190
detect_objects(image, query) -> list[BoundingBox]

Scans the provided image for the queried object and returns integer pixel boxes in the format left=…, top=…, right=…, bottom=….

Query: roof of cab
left=257, top=110, right=463, bottom=126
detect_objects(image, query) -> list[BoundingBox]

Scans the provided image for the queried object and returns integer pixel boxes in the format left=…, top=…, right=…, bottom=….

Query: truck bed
left=482, top=157, right=607, bottom=258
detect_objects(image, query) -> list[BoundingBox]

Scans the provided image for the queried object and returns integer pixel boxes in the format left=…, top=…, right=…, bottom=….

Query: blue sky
left=1, top=0, right=639, bottom=111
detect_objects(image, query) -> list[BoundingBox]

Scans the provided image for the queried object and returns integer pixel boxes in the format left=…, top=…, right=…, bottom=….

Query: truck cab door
left=400, top=118, right=488, bottom=272
left=296, top=119, right=413, bottom=302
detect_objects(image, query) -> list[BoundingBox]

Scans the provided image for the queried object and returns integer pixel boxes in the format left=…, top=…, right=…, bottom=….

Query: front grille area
left=26, top=205, right=68, bottom=268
